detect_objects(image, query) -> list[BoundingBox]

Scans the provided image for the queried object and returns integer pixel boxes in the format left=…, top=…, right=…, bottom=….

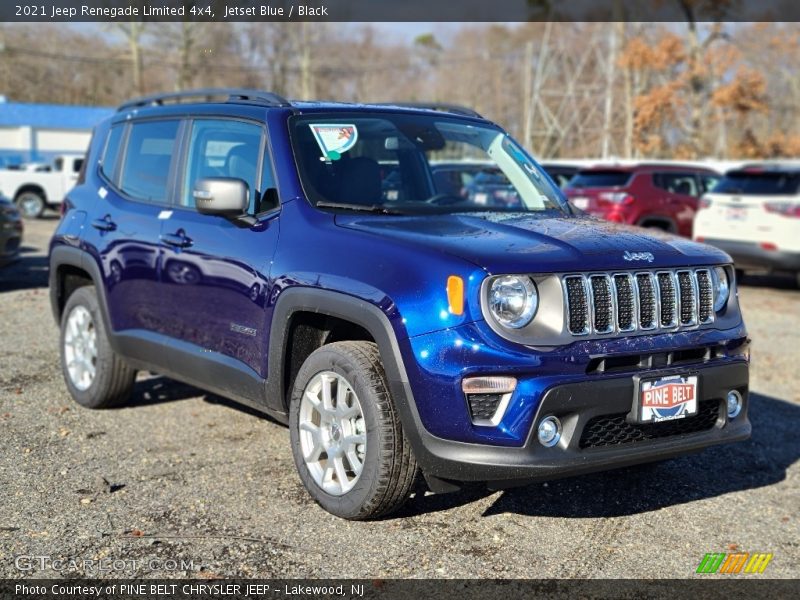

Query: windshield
left=713, top=171, right=800, bottom=196
left=289, top=112, right=569, bottom=215
left=568, top=170, right=632, bottom=189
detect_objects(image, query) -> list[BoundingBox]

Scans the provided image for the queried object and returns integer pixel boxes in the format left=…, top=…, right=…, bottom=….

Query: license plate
left=636, top=374, right=698, bottom=423
left=571, top=197, right=589, bottom=210
left=726, top=207, right=747, bottom=221
left=474, top=192, right=488, bottom=205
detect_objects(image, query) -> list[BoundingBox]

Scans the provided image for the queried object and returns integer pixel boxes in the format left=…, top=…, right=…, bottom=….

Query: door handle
left=91, top=216, right=116, bottom=232
left=161, top=231, right=193, bottom=249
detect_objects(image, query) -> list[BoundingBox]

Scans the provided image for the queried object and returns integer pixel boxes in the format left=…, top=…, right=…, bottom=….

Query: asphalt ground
left=0, top=216, right=797, bottom=579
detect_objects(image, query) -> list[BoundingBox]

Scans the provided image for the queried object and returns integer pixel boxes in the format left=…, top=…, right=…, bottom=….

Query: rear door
left=88, top=119, right=181, bottom=341
left=158, top=117, right=280, bottom=392
left=652, top=171, right=702, bottom=236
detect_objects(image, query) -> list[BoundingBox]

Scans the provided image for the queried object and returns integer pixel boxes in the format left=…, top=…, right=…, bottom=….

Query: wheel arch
left=266, top=287, right=410, bottom=415
left=49, top=246, right=114, bottom=340
left=14, top=184, right=47, bottom=203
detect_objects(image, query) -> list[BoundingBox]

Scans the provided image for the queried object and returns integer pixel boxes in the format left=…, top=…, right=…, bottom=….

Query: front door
left=158, top=118, right=280, bottom=395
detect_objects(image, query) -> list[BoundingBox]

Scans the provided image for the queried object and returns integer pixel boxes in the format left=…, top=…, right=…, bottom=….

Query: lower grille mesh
left=579, top=400, right=720, bottom=449
left=468, top=394, right=503, bottom=421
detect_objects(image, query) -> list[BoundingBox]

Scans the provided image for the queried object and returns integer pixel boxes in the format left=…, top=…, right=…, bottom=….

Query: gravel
left=0, top=217, right=797, bottom=579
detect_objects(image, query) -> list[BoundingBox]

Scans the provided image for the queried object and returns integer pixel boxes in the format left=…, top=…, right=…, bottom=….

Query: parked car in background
left=564, top=164, right=720, bottom=238
left=430, top=161, right=492, bottom=200
left=540, top=163, right=580, bottom=189
left=0, top=154, right=85, bottom=219
left=0, top=193, right=23, bottom=267
left=694, top=165, right=800, bottom=286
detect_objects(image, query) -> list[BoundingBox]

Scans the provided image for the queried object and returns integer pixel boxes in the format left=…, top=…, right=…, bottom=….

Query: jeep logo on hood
left=623, top=251, right=655, bottom=262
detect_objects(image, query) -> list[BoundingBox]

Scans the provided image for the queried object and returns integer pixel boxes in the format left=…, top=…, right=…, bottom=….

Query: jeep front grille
left=563, top=268, right=715, bottom=336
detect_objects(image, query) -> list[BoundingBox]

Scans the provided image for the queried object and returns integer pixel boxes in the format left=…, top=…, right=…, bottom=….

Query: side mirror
left=193, top=178, right=256, bottom=227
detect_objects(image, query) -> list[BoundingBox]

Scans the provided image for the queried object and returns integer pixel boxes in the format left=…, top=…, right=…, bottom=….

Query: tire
left=15, top=191, right=46, bottom=219
left=735, top=269, right=746, bottom=286
left=60, top=286, right=136, bottom=409
left=289, top=341, right=418, bottom=519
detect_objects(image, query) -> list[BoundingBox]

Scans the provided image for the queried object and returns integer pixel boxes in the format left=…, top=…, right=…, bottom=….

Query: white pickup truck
left=0, top=154, right=84, bottom=218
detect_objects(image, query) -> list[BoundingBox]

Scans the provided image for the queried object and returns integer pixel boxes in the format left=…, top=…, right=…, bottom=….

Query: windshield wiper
left=315, top=201, right=406, bottom=215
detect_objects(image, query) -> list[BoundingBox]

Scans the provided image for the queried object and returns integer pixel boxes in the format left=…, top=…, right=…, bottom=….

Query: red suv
left=564, top=164, right=720, bottom=238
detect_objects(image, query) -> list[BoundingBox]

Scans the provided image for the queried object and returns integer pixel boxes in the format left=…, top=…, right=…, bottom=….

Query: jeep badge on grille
left=623, top=251, right=655, bottom=262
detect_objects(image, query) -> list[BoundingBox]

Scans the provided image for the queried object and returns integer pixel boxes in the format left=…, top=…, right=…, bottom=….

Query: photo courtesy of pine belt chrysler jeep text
left=49, top=89, right=751, bottom=519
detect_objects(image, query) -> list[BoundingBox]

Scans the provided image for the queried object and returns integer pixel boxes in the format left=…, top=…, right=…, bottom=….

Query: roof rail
left=117, top=88, right=291, bottom=112
left=376, top=102, right=482, bottom=118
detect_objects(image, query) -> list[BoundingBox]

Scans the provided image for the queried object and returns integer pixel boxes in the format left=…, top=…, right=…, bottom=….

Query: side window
left=700, top=174, right=720, bottom=193
left=119, top=120, right=180, bottom=203
left=653, top=172, right=698, bottom=197
left=182, top=119, right=267, bottom=213
left=73, top=158, right=84, bottom=173
left=101, top=125, right=124, bottom=182
left=54, top=157, right=64, bottom=172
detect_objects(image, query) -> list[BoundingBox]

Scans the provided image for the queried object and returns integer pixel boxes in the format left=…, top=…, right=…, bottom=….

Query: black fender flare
left=264, top=287, right=445, bottom=475
left=49, top=245, right=117, bottom=350
left=265, top=286, right=410, bottom=413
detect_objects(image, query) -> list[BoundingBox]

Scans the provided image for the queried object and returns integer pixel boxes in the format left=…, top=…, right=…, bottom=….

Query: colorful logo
left=696, top=553, right=773, bottom=574
left=641, top=375, right=698, bottom=421
left=309, top=124, right=358, bottom=161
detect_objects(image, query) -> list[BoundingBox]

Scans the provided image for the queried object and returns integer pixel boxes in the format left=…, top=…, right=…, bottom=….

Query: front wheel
left=289, top=341, right=418, bottom=519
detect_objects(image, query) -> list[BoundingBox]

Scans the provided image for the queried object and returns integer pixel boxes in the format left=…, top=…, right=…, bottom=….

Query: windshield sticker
left=309, top=124, right=358, bottom=161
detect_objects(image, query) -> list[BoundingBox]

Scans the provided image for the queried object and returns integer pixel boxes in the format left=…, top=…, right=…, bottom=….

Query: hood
left=335, top=212, right=731, bottom=274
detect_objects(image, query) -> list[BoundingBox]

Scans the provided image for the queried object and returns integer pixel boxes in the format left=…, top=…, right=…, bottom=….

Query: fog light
left=726, top=390, right=742, bottom=419
left=537, top=416, right=562, bottom=447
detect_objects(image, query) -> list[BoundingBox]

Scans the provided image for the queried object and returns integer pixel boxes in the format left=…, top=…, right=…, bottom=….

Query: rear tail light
left=599, top=192, right=634, bottom=204
left=760, top=242, right=778, bottom=251
left=764, top=202, right=800, bottom=217
left=695, top=236, right=705, bottom=242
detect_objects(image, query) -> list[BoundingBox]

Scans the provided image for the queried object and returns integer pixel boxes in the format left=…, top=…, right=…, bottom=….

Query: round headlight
left=712, top=266, right=730, bottom=312
left=488, top=276, right=538, bottom=329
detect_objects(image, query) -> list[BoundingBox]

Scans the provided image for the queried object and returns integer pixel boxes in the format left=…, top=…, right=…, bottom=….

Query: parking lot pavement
left=0, top=218, right=797, bottom=579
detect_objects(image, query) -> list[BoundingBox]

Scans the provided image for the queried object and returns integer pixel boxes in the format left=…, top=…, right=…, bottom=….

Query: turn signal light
left=447, top=275, right=464, bottom=315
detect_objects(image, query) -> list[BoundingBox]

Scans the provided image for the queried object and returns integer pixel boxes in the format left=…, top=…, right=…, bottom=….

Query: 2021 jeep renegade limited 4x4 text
left=49, top=89, right=751, bottom=519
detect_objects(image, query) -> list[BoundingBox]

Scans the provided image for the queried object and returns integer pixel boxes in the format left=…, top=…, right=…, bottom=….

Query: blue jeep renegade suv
left=49, top=89, right=751, bottom=519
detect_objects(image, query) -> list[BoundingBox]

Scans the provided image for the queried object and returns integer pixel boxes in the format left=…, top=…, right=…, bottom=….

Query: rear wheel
left=16, top=191, right=45, bottom=219
left=289, top=341, right=418, bottom=519
left=60, top=286, right=136, bottom=409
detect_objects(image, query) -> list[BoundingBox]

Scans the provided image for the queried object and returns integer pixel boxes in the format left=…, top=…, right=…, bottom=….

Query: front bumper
left=703, top=238, right=800, bottom=272
left=395, top=360, right=750, bottom=487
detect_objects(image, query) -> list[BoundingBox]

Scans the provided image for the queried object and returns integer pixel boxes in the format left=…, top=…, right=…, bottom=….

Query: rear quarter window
left=101, top=125, right=125, bottom=182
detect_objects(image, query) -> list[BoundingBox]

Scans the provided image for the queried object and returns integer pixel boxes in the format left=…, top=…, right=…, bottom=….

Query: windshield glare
left=290, top=113, right=569, bottom=215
